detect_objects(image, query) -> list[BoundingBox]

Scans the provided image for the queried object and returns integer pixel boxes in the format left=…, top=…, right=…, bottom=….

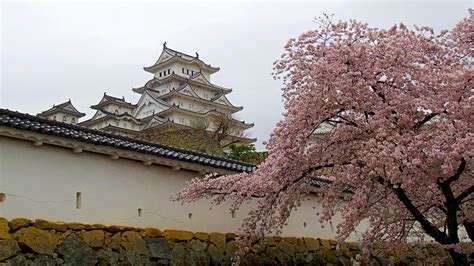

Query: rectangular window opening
left=76, top=192, right=82, bottom=209
left=138, top=208, right=143, bottom=217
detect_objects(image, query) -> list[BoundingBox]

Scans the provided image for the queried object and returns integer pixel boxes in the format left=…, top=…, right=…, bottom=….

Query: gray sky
left=1, top=1, right=471, bottom=150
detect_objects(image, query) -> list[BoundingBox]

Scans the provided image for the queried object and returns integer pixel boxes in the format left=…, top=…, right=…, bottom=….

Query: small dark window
left=182, top=68, right=184, bottom=73
left=168, top=69, right=170, bottom=75
left=159, top=72, right=162, bottom=77
left=76, top=192, right=82, bottom=209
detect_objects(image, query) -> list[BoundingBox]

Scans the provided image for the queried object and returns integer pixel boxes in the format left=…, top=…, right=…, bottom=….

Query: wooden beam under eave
left=72, top=147, right=83, bottom=154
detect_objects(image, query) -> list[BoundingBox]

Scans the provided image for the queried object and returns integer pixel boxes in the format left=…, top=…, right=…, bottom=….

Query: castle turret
left=37, top=100, right=85, bottom=124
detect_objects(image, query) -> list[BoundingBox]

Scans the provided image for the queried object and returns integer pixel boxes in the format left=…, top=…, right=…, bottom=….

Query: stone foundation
left=0, top=218, right=450, bottom=265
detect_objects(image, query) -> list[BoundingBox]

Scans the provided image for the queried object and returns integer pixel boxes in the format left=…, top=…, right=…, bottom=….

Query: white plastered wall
left=0, top=136, right=360, bottom=239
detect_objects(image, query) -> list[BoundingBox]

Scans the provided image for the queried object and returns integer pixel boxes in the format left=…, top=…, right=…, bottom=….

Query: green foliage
left=228, top=144, right=267, bottom=164
left=140, top=128, right=225, bottom=156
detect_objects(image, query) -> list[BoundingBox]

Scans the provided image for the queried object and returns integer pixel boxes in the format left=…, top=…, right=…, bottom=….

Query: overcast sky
left=1, top=1, right=470, bottom=150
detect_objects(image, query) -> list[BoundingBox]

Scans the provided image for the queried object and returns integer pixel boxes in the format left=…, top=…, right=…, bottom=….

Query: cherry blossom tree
left=177, top=11, right=473, bottom=264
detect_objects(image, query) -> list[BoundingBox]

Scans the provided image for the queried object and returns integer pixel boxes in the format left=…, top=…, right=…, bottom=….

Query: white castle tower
left=41, top=43, right=255, bottom=144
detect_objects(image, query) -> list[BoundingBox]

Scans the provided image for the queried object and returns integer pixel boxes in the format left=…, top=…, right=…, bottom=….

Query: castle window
left=71, top=118, right=76, bottom=123
left=76, top=192, right=82, bottom=209
left=62, top=116, right=67, bottom=122
left=182, top=68, right=185, bottom=73
left=114, top=110, right=119, bottom=115
left=53, top=116, right=56, bottom=120
left=159, top=72, right=162, bottom=77
left=168, top=69, right=170, bottom=75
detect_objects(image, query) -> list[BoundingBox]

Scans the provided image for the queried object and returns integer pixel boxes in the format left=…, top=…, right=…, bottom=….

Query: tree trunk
left=448, top=250, right=469, bottom=266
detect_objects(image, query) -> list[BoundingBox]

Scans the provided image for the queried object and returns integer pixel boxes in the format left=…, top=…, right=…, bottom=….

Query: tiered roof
left=154, top=106, right=254, bottom=129
left=79, top=108, right=142, bottom=127
left=156, top=85, right=243, bottom=113
left=143, top=43, right=220, bottom=74
left=37, top=100, right=85, bottom=118
left=91, top=93, right=136, bottom=110
left=132, top=73, right=232, bottom=95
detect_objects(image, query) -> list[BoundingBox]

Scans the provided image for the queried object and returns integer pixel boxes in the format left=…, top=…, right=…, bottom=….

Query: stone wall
left=0, top=218, right=450, bottom=265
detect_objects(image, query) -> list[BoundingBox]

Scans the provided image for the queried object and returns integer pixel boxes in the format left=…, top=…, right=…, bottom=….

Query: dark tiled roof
left=0, top=108, right=255, bottom=173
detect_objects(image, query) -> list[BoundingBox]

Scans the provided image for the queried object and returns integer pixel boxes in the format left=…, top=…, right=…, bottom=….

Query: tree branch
left=442, top=158, right=466, bottom=186
left=456, top=185, right=474, bottom=204
left=414, top=113, right=438, bottom=130
left=376, top=176, right=450, bottom=244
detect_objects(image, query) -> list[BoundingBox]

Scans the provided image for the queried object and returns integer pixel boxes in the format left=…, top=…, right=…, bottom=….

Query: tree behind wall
left=177, top=11, right=474, bottom=264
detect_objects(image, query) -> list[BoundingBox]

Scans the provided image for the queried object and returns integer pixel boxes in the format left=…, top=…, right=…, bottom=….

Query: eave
left=158, top=89, right=243, bottom=113
left=140, top=74, right=232, bottom=94
left=144, top=56, right=219, bottom=75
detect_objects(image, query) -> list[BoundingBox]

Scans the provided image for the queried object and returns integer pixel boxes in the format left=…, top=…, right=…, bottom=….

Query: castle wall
left=0, top=136, right=352, bottom=239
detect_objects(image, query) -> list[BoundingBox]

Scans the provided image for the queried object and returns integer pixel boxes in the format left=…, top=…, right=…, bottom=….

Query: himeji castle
left=37, top=43, right=255, bottom=144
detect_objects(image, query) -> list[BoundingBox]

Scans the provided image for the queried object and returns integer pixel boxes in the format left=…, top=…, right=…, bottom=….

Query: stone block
left=209, top=232, right=226, bottom=249
left=106, top=225, right=124, bottom=233
left=193, top=232, right=209, bottom=241
left=85, top=223, right=107, bottom=230
left=283, top=236, right=297, bottom=245
left=170, top=243, right=188, bottom=265
left=320, top=238, right=332, bottom=249
left=121, top=231, right=149, bottom=255
left=107, top=232, right=121, bottom=251
left=14, top=227, right=59, bottom=255
left=146, top=237, right=171, bottom=259
left=97, top=249, right=119, bottom=265
left=225, top=232, right=236, bottom=241
left=0, top=239, right=20, bottom=261
left=0, top=218, right=10, bottom=239
left=55, top=234, right=97, bottom=265
left=265, top=236, right=279, bottom=246
left=163, top=229, right=193, bottom=242
left=304, top=237, right=320, bottom=251
left=225, top=240, right=237, bottom=257
left=34, top=219, right=67, bottom=232
left=279, top=240, right=296, bottom=256
left=188, top=239, right=207, bottom=252
left=80, top=230, right=105, bottom=248
left=295, top=238, right=307, bottom=253
left=207, top=244, right=225, bottom=265
left=67, top=222, right=86, bottom=230
left=8, top=218, right=31, bottom=232
left=144, top=227, right=162, bottom=237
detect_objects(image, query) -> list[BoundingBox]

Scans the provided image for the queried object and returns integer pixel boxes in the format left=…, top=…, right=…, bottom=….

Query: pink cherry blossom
left=177, top=11, right=473, bottom=264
